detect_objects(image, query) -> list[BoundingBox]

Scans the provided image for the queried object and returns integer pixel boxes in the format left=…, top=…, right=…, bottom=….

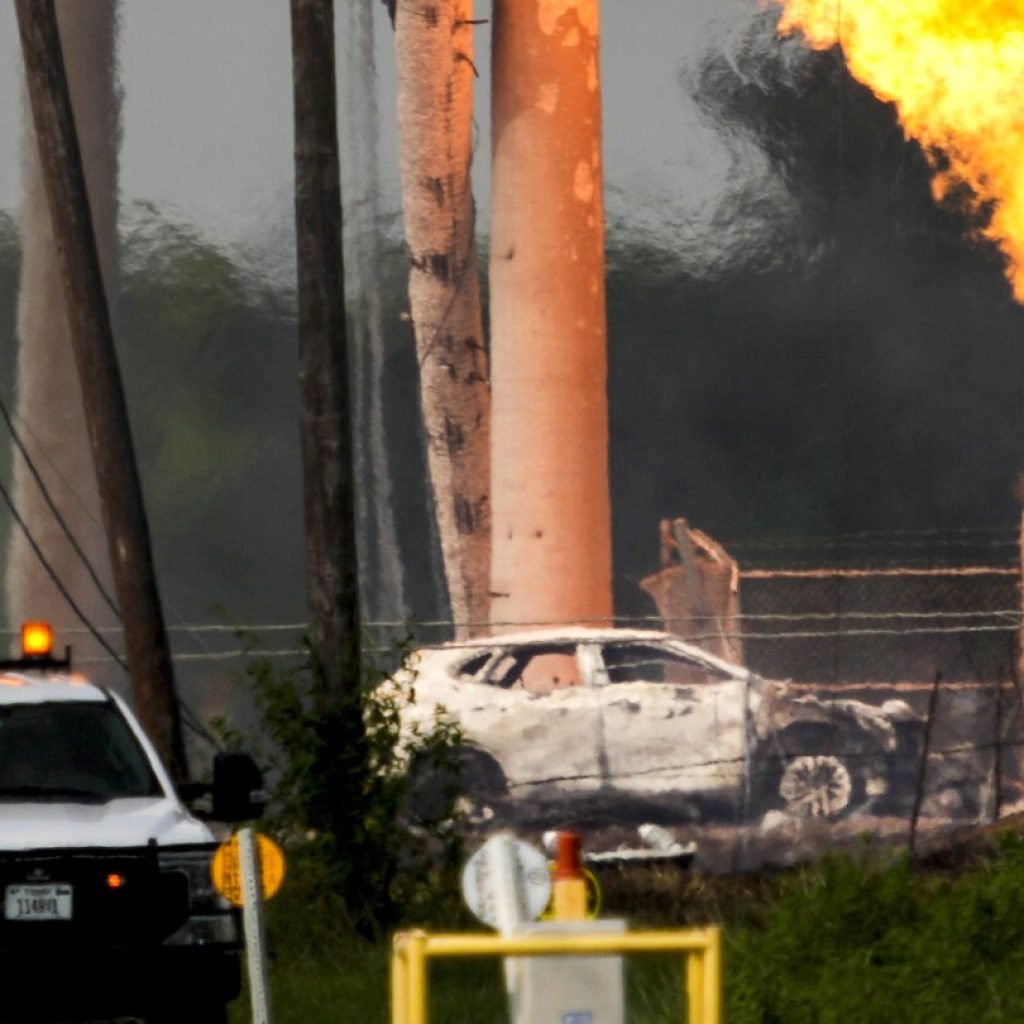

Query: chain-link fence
left=653, top=529, right=1024, bottom=866
left=739, top=567, right=1018, bottom=686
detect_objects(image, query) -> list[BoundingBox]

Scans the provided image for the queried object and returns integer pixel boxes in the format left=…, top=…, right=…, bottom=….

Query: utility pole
left=290, top=0, right=361, bottom=698
left=15, top=0, right=186, bottom=779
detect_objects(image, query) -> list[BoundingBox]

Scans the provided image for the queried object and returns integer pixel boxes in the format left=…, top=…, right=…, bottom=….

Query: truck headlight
left=158, top=847, right=230, bottom=911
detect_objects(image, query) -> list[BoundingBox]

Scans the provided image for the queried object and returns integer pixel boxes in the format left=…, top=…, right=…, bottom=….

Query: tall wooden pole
left=393, top=0, right=491, bottom=640
left=7, top=1, right=119, bottom=671
left=489, top=0, right=612, bottom=632
left=15, top=0, right=186, bottom=778
left=290, top=0, right=361, bottom=697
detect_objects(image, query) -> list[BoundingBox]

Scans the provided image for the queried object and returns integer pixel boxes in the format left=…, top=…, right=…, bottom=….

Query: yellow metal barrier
left=391, top=926, right=722, bottom=1024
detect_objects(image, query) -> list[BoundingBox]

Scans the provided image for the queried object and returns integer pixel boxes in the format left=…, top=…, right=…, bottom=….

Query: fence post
left=1007, top=639, right=1024, bottom=791
left=909, top=670, right=941, bottom=853
left=993, top=667, right=1005, bottom=821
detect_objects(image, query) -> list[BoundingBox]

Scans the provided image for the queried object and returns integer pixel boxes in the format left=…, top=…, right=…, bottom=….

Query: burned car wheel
left=403, top=744, right=508, bottom=825
left=778, top=755, right=857, bottom=818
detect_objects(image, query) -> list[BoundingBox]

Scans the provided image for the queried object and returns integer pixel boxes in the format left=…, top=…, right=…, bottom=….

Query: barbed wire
left=0, top=608, right=1014, bottom=643
left=354, top=623, right=1023, bottom=655
left=0, top=554, right=1014, bottom=691
left=3, top=615, right=1017, bottom=666
left=493, top=734, right=1024, bottom=781
left=74, top=648, right=307, bottom=668
left=729, top=537, right=1019, bottom=551
left=61, top=638, right=1024, bottom=777
left=363, top=609, right=1023, bottom=628
left=742, top=566, right=1018, bottom=579
left=723, top=524, right=1020, bottom=547
left=12, top=622, right=309, bottom=638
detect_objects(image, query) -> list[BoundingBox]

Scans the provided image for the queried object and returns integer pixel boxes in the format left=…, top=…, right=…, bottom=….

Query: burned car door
left=453, top=643, right=605, bottom=805
left=593, top=641, right=751, bottom=811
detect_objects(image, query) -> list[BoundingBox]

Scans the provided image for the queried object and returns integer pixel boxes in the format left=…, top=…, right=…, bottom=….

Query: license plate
left=4, top=884, right=72, bottom=921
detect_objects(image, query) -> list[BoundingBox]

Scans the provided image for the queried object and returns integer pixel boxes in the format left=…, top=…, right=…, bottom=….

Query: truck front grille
left=0, top=845, right=190, bottom=951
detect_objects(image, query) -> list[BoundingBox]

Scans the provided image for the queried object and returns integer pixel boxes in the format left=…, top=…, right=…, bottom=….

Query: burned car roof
left=415, top=626, right=755, bottom=679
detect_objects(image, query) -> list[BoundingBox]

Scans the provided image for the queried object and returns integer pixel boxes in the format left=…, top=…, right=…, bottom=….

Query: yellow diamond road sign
left=211, top=833, right=286, bottom=906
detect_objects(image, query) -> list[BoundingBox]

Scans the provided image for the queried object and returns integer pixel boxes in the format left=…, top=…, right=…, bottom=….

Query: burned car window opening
left=455, top=651, right=493, bottom=679
left=601, top=643, right=726, bottom=686
left=0, top=701, right=161, bottom=801
left=488, top=646, right=582, bottom=692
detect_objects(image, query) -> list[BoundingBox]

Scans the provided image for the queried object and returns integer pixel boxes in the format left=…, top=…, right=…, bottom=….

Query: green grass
left=233, top=830, right=1024, bottom=1023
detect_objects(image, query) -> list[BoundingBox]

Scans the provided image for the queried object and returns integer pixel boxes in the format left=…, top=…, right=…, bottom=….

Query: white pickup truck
left=0, top=624, right=264, bottom=1024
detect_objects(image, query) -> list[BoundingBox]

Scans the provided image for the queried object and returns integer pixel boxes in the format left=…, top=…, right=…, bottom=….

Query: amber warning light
left=21, top=622, right=53, bottom=659
left=0, top=621, right=70, bottom=672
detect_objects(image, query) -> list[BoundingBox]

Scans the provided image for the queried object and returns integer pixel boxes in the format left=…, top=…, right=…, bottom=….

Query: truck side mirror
left=211, top=752, right=267, bottom=823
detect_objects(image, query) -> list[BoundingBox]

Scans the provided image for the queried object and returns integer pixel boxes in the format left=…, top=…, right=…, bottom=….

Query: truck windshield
left=0, top=701, right=162, bottom=802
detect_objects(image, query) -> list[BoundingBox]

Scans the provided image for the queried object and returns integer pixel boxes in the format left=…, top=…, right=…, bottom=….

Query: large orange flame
left=774, top=0, right=1024, bottom=301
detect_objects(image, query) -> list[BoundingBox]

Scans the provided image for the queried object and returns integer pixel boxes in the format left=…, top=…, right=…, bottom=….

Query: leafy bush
left=727, top=833, right=1024, bottom=1023
left=236, top=638, right=465, bottom=936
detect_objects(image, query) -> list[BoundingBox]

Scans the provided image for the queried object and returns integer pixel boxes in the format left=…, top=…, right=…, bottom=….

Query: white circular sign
left=461, top=833, right=551, bottom=929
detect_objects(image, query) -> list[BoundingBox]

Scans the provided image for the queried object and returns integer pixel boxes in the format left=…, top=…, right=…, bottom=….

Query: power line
left=0, top=414, right=223, bottom=748
left=0, top=390, right=225, bottom=686
left=0, top=473, right=127, bottom=669
left=0, top=386, right=120, bottom=618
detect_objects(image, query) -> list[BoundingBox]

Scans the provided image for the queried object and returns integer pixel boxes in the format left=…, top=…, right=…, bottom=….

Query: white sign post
left=461, top=833, right=552, bottom=1018
left=238, top=827, right=273, bottom=1024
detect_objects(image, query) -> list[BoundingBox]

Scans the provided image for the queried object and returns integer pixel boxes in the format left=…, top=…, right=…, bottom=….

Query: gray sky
left=0, top=0, right=756, bottom=258
left=0, top=1, right=295, bottom=241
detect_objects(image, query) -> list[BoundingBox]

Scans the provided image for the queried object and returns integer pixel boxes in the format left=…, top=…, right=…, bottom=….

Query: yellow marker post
left=211, top=832, right=286, bottom=907
left=390, top=927, right=723, bottom=1024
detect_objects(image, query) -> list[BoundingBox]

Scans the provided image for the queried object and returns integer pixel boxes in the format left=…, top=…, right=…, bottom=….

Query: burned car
left=393, top=627, right=923, bottom=828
